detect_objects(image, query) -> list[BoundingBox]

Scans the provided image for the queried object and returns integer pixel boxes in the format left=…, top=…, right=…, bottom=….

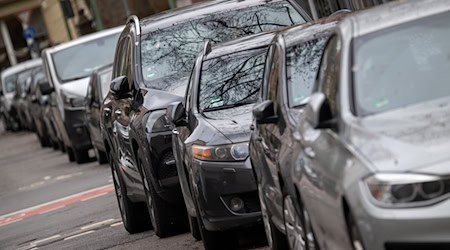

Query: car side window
left=317, top=35, right=341, bottom=116
left=267, top=45, right=280, bottom=113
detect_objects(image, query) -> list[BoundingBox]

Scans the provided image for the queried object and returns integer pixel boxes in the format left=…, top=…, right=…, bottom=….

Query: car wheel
left=110, top=152, right=150, bottom=233
left=74, top=149, right=90, bottom=164
left=188, top=215, right=201, bottom=241
left=94, top=146, right=108, bottom=164
left=60, top=141, right=66, bottom=153
left=347, top=211, right=365, bottom=250
left=284, top=195, right=307, bottom=250
left=52, top=140, right=59, bottom=150
left=139, top=151, right=188, bottom=238
left=258, top=184, right=288, bottom=250
left=66, top=147, right=75, bottom=162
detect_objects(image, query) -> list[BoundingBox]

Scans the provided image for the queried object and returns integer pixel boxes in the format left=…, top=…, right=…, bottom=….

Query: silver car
left=296, top=0, right=450, bottom=250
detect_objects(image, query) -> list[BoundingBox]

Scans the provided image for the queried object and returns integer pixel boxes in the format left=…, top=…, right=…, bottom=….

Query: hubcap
left=142, top=165, right=157, bottom=229
left=258, top=184, right=273, bottom=248
left=284, top=195, right=306, bottom=250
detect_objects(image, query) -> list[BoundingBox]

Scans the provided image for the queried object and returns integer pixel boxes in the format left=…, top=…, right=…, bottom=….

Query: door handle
left=104, top=107, right=111, bottom=116
left=304, top=147, right=315, bottom=159
left=114, top=110, right=122, bottom=116
left=172, top=128, right=179, bottom=135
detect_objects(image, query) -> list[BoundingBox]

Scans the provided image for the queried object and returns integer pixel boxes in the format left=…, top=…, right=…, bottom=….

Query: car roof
left=280, top=12, right=348, bottom=48
left=341, top=0, right=450, bottom=37
left=140, top=0, right=309, bottom=34
left=44, top=26, right=124, bottom=54
left=204, top=31, right=277, bottom=60
left=1, top=58, right=42, bottom=80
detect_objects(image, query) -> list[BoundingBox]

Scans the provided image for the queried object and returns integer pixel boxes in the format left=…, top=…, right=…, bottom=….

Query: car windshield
left=52, top=33, right=119, bottom=83
left=99, top=70, right=112, bottom=99
left=353, top=12, right=450, bottom=116
left=3, top=74, right=17, bottom=93
left=286, top=37, right=328, bottom=107
left=199, top=48, right=267, bottom=112
left=141, top=1, right=305, bottom=91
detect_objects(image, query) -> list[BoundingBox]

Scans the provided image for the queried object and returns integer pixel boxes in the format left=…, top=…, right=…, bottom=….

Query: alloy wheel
left=284, top=195, right=306, bottom=250
left=258, top=184, right=274, bottom=249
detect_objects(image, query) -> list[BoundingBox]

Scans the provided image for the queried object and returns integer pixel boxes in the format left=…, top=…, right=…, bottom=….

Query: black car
left=85, top=65, right=112, bottom=164
left=166, top=32, right=275, bottom=249
left=101, top=0, right=310, bottom=237
left=248, top=15, right=345, bottom=250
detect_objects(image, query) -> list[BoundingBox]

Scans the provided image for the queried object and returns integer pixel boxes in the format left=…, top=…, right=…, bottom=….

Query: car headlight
left=152, top=114, right=171, bottom=132
left=61, top=91, right=84, bottom=108
left=192, top=142, right=249, bottom=162
left=364, top=173, right=450, bottom=207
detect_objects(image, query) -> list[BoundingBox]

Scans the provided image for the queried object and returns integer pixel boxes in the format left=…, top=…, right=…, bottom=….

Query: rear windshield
left=52, top=33, right=119, bottom=83
left=199, top=48, right=267, bottom=112
left=353, top=12, right=450, bottom=116
left=141, top=1, right=305, bottom=92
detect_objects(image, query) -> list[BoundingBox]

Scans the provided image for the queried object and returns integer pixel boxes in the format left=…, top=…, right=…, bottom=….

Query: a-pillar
left=0, top=20, right=17, bottom=66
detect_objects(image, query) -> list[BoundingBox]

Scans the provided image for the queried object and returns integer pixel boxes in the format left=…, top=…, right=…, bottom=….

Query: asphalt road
left=0, top=125, right=267, bottom=250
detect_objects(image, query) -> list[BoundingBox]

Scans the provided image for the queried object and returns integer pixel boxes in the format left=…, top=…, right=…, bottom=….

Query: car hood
left=348, top=97, right=450, bottom=175
left=203, top=104, right=253, bottom=144
left=59, top=77, right=90, bottom=98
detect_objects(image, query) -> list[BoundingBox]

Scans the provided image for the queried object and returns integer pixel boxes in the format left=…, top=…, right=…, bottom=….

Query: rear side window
left=286, top=37, right=328, bottom=107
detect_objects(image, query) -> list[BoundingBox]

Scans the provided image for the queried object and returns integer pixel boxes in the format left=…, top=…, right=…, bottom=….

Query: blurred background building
left=0, top=0, right=392, bottom=70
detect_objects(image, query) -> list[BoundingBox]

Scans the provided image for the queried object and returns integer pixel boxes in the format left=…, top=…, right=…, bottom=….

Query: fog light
left=229, top=197, right=244, bottom=212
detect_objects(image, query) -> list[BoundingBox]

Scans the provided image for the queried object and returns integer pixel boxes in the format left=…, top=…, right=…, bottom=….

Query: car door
left=297, top=35, right=351, bottom=248
left=255, top=44, right=285, bottom=227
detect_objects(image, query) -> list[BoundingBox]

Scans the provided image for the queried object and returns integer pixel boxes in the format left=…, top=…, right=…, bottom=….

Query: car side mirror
left=253, top=100, right=278, bottom=124
left=166, top=101, right=187, bottom=127
left=304, top=92, right=336, bottom=129
left=38, top=80, right=54, bottom=95
left=110, top=76, right=131, bottom=99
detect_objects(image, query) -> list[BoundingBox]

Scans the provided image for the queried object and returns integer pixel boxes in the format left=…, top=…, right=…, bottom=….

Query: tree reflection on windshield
left=199, top=49, right=267, bottom=112
left=141, top=1, right=305, bottom=91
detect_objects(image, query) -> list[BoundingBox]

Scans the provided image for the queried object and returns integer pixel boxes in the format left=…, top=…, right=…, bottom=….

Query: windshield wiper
left=202, top=101, right=254, bottom=113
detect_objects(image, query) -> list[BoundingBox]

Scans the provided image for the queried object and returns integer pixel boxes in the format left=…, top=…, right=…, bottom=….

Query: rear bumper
left=191, top=159, right=261, bottom=231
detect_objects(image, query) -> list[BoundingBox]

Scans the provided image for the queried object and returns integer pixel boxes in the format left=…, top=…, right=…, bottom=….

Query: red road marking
left=0, top=184, right=114, bottom=227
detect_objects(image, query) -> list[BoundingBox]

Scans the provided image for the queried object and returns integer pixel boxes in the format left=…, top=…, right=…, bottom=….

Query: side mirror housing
left=166, top=101, right=187, bottom=127
left=110, top=76, right=131, bottom=99
left=253, top=100, right=277, bottom=124
left=38, top=80, right=54, bottom=95
left=304, top=92, right=335, bottom=129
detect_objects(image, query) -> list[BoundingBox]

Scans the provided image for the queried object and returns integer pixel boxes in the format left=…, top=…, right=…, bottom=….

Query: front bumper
left=63, top=108, right=91, bottom=150
left=191, top=159, right=261, bottom=232
left=350, top=183, right=450, bottom=250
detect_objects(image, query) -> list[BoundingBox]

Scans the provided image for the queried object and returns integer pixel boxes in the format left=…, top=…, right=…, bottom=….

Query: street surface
left=0, top=124, right=267, bottom=250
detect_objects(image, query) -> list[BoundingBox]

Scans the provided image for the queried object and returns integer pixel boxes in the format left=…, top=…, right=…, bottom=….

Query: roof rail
left=203, top=40, right=212, bottom=56
left=127, top=15, right=141, bottom=36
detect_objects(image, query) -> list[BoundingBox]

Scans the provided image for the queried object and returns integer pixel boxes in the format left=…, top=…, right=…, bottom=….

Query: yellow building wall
left=40, top=0, right=78, bottom=45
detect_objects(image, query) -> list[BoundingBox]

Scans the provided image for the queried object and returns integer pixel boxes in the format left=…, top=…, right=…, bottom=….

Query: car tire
left=94, top=146, right=108, bottom=164
left=52, top=140, right=59, bottom=150
left=188, top=215, right=201, bottom=241
left=67, top=147, right=76, bottom=162
left=110, top=152, right=150, bottom=234
left=258, top=184, right=288, bottom=250
left=74, top=149, right=90, bottom=164
left=139, top=150, right=188, bottom=238
left=347, top=211, right=365, bottom=250
left=60, top=141, right=66, bottom=153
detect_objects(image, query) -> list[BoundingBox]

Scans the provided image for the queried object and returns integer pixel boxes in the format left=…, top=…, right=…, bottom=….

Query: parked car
left=166, top=32, right=276, bottom=249
left=41, top=27, right=122, bottom=164
left=263, top=1, right=450, bottom=250
left=102, top=0, right=310, bottom=238
left=248, top=14, right=346, bottom=250
left=13, top=66, right=42, bottom=131
left=85, top=64, right=112, bottom=164
left=0, top=59, right=42, bottom=131
left=28, top=68, right=52, bottom=147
